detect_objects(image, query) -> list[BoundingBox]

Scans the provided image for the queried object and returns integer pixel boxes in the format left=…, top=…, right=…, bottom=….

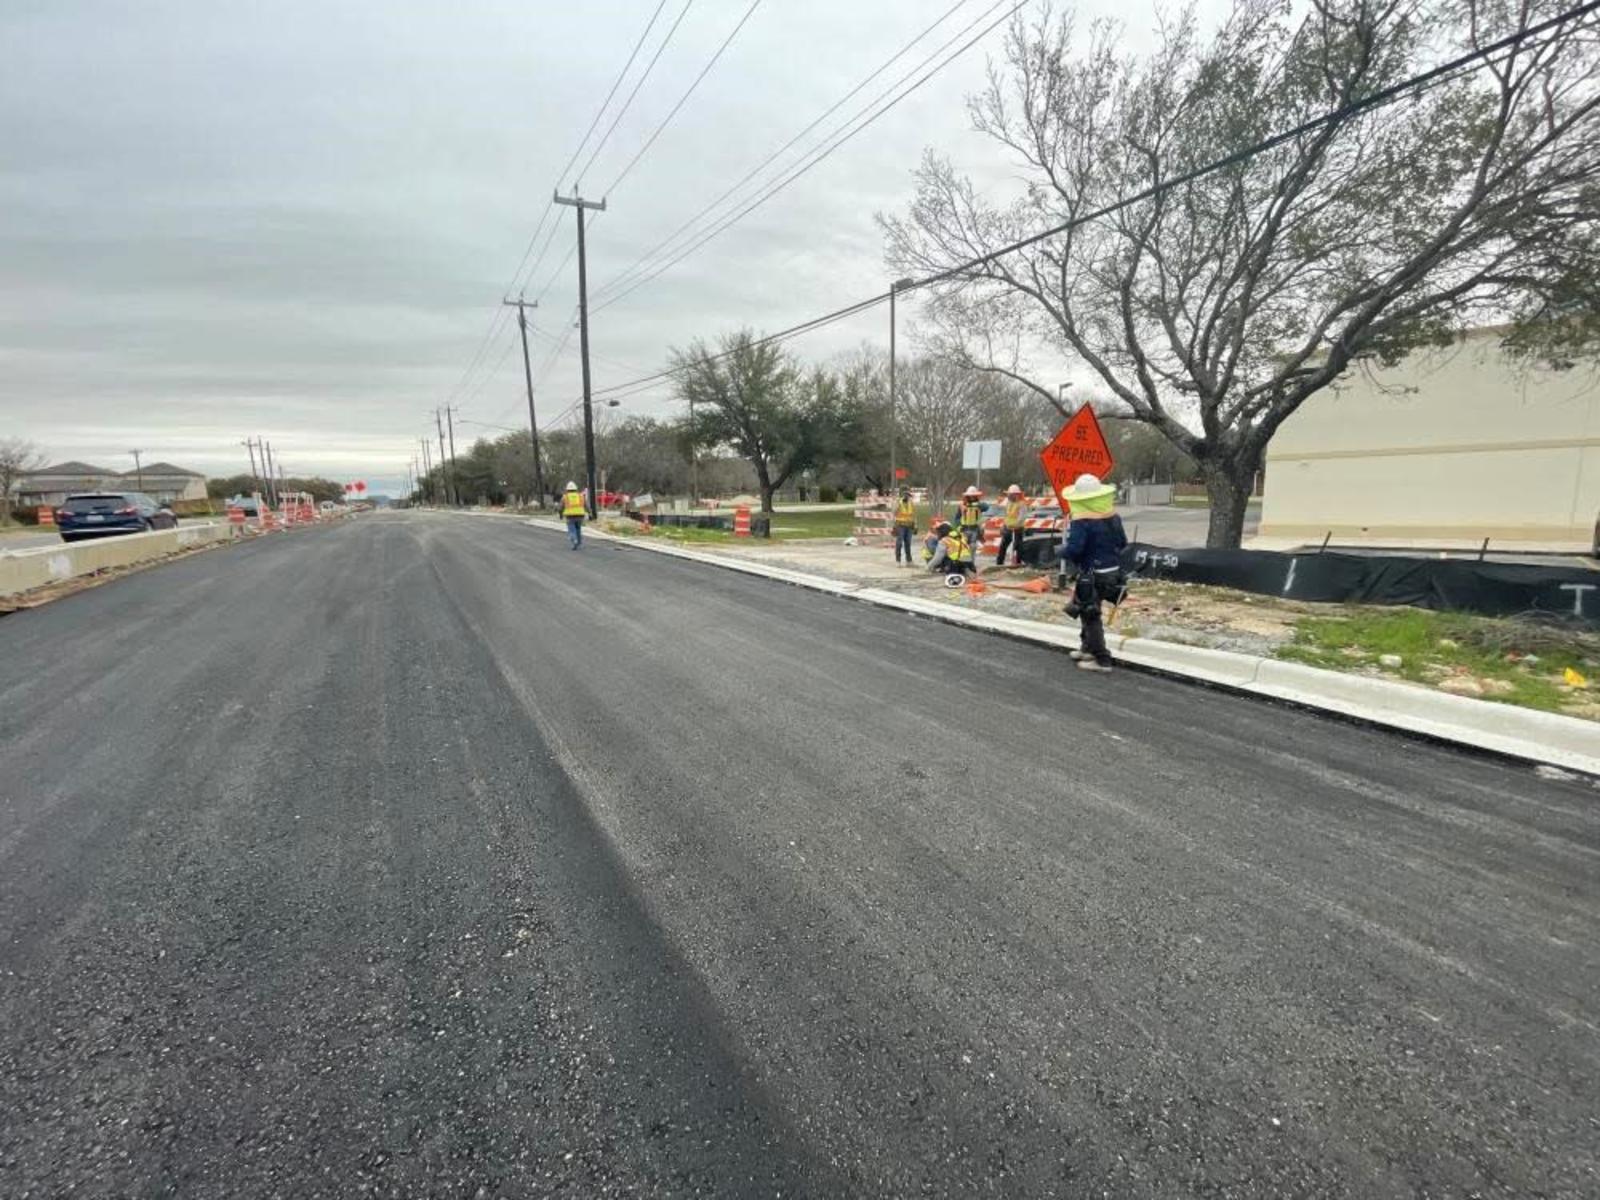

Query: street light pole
left=889, top=278, right=915, bottom=499
left=129, top=449, right=144, bottom=491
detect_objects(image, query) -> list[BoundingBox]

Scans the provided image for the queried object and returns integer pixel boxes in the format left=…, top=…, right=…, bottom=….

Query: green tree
left=674, top=331, right=834, bottom=513
left=883, top=0, right=1600, bottom=546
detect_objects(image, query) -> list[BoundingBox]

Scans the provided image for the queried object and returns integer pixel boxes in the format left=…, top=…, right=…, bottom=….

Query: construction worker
left=957, top=486, right=985, bottom=558
left=892, top=487, right=917, bottom=566
left=926, top=520, right=975, bottom=577
left=1058, top=473, right=1127, bottom=671
left=996, top=484, right=1028, bottom=567
left=560, top=480, right=586, bottom=550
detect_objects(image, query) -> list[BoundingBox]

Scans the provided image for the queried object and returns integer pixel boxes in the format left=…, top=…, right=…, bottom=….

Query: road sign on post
left=1040, top=406, right=1115, bottom=510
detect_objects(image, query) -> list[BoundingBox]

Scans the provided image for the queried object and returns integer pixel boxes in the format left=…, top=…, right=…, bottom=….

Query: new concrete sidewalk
left=521, top=515, right=1600, bottom=777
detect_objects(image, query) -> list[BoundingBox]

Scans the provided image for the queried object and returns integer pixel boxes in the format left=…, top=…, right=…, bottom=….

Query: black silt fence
left=1122, top=543, right=1599, bottom=627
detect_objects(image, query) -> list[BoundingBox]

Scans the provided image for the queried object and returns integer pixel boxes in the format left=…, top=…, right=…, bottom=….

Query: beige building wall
left=1259, top=329, right=1600, bottom=549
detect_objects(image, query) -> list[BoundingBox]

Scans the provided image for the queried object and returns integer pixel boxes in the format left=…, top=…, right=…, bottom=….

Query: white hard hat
left=1064, top=473, right=1115, bottom=501
left=566, top=480, right=578, bottom=490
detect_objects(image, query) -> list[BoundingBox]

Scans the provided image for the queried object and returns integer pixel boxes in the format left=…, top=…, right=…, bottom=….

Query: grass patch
left=1278, top=607, right=1599, bottom=714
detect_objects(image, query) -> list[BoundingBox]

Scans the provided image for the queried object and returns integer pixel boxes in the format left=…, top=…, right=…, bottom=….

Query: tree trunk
left=755, top=460, right=775, bottom=514
left=1202, top=460, right=1255, bottom=549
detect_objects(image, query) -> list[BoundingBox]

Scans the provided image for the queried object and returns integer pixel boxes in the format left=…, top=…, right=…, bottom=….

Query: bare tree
left=882, top=0, right=1600, bottom=546
left=896, top=357, right=984, bottom=511
left=0, top=438, right=46, bottom=524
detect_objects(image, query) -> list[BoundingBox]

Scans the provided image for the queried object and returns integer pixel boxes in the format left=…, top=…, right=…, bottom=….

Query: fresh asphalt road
left=2, top=512, right=1596, bottom=1198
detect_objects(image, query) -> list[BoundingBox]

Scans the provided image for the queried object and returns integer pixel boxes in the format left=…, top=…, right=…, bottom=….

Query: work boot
left=1077, top=659, right=1113, bottom=672
left=1069, top=649, right=1089, bottom=662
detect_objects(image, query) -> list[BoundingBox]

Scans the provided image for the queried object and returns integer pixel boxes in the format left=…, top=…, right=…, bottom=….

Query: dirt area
left=652, top=532, right=1599, bottom=722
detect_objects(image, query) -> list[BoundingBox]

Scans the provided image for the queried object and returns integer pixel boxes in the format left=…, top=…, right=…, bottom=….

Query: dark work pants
left=1075, top=574, right=1113, bottom=665
left=996, top=526, right=1024, bottom=566
left=894, top=525, right=914, bottom=561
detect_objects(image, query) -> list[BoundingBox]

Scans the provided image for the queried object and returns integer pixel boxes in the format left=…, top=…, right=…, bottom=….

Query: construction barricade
left=851, top=491, right=894, bottom=547
left=733, top=506, right=751, bottom=538
left=37, top=505, right=55, bottom=527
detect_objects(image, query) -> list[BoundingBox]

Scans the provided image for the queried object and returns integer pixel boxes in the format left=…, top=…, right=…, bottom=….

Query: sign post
left=961, top=440, right=1002, bottom=492
left=1039, top=407, right=1115, bottom=510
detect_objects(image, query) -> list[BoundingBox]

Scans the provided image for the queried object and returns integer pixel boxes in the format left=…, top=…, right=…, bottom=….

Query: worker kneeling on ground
left=1059, top=474, right=1127, bottom=672
left=997, top=483, right=1027, bottom=567
left=561, top=481, right=587, bottom=550
left=927, top=520, right=975, bottom=578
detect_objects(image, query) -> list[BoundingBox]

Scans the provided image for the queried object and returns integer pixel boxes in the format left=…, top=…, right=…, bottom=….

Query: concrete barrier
left=0, top=523, right=235, bottom=599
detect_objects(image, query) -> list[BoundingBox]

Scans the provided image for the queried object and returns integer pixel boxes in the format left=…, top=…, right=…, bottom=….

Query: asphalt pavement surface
left=2, top=511, right=1596, bottom=1198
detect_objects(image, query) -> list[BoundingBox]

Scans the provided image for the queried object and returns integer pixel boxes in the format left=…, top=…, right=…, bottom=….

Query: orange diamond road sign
left=1039, top=406, right=1115, bottom=509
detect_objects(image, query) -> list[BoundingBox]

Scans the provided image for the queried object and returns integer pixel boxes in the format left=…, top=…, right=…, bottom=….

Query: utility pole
left=889, top=278, right=914, bottom=500
left=434, top=409, right=452, bottom=506
left=688, top=393, right=699, bottom=506
left=262, top=440, right=278, bottom=507
left=444, top=405, right=461, bottom=507
left=129, top=449, right=144, bottom=491
left=420, top=437, right=433, bottom=505
left=553, top=190, right=606, bottom=518
left=503, top=295, right=547, bottom=508
left=242, top=438, right=262, bottom=498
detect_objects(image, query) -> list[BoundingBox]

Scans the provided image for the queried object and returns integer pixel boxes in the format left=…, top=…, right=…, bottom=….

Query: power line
left=592, top=0, right=982, bottom=302
left=602, top=0, right=766, bottom=197
left=591, top=0, right=1026, bottom=313
left=512, top=0, right=674, bottom=293
left=575, top=0, right=698, bottom=189
left=436, top=0, right=674, bottom=408
left=591, top=0, right=1600, bottom=398
left=557, top=0, right=671, bottom=189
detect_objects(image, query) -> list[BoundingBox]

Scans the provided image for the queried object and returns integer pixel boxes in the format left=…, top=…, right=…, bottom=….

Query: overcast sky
left=2, top=0, right=1135, bottom=492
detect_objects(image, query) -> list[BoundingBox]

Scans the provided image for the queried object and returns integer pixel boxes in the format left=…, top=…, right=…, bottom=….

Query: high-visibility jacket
left=1002, top=500, right=1026, bottom=529
left=894, top=498, right=916, bottom=527
left=959, top=501, right=983, bottom=528
left=561, top=490, right=586, bottom=518
left=941, top=531, right=974, bottom=564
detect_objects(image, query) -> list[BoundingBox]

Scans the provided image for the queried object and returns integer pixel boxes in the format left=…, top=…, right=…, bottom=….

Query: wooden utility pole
left=553, top=190, right=607, bottom=518
left=420, top=437, right=434, bottom=505
left=262, top=440, right=278, bottom=507
left=444, top=405, right=462, bottom=506
left=502, top=295, right=547, bottom=508
left=242, top=438, right=262, bottom=498
left=434, top=409, right=453, bottom=506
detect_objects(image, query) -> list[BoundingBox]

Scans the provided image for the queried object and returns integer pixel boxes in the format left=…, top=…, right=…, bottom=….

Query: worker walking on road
left=958, top=486, right=985, bottom=560
left=893, top=487, right=917, bottom=566
left=996, top=484, right=1028, bottom=568
left=1059, top=474, right=1127, bottom=671
left=561, top=481, right=587, bottom=551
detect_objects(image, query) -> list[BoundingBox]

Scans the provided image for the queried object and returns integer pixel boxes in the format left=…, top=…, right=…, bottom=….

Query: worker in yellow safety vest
left=560, top=481, right=587, bottom=550
left=996, top=483, right=1028, bottom=567
left=958, top=486, right=985, bottom=555
left=926, top=520, right=975, bottom=577
left=892, top=487, right=917, bottom=566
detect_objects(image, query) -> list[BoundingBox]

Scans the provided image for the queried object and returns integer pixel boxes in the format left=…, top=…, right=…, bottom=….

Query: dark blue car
left=56, top=492, right=179, bottom=543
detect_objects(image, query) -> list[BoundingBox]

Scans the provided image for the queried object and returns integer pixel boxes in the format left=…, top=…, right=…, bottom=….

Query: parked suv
left=56, top=493, right=178, bottom=542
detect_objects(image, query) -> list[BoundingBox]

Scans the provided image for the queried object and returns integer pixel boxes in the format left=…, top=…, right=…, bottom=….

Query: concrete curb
left=0, top=523, right=238, bottom=599
left=524, top=517, right=1600, bottom=776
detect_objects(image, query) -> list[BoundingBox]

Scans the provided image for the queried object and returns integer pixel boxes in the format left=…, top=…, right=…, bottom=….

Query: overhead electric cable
left=590, top=0, right=1600, bottom=397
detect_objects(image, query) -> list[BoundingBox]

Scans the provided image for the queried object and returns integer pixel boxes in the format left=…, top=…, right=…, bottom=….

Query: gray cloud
left=2, top=0, right=1054, bottom=491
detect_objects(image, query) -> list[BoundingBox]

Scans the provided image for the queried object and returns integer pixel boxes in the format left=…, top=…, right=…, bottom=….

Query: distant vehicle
left=226, top=495, right=261, bottom=517
left=56, top=493, right=179, bottom=542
